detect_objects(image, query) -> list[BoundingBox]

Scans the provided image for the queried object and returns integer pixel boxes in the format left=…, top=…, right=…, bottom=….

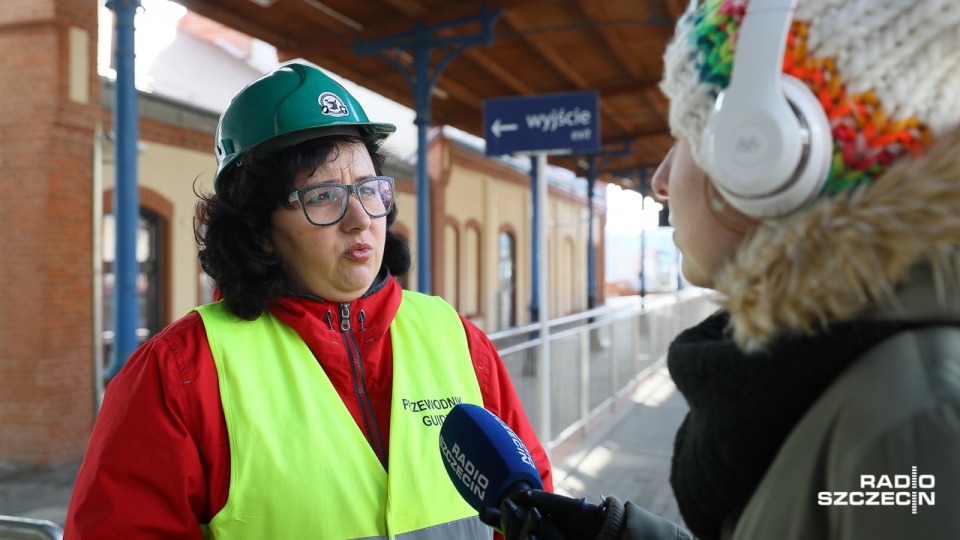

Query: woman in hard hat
left=65, top=62, right=552, bottom=539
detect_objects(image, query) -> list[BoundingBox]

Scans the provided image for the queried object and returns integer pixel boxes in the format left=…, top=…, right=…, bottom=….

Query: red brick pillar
left=0, top=0, right=99, bottom=465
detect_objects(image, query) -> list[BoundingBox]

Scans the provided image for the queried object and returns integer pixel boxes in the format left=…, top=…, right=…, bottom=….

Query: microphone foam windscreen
left=438, top=403, right=543, bottom=511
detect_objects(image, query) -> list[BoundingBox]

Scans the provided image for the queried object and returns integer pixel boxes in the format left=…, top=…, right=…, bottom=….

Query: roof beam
left=376, top=0, right=536, bottom=94
left=574, top=0, right=671, bottom=126
left=662, top=0, right=688, bottom=20
left=574, top=0, right=644, bottom=78
left=501, top=11, right=590, bottom=87
left=600, top=79, right=662, bottom=99
left=276, top=50, right=413, bottom=105
left=459, top=47, right=536, bottom=95
left=355, top=0, right=560, bottom=42
left=282, top=7, right=483, bottom=110
left=379, top=0, right=427, bottom=16
left=500, top=10, right=638, bottom=136
left=424, top=72, right=484, bottom=108
left=364, top=0, right=541, bottom=95
left=643, top=85, right=671, bottom=124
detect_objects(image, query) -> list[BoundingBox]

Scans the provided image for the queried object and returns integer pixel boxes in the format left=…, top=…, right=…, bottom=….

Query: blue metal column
left=414, top=73, right=430, bottom=290
left=529, top=156, right=540, bottom=323
left=411, top=24, right=432, bottom=296
left=585, top=155, right=597, bottom=309
left=578, top=141, right=632, bottom=309
left=353, top=7, right=501, bottom=295
left=638, top=168, right=648, bottom=298
left=106, top=0, right=141, bottom=377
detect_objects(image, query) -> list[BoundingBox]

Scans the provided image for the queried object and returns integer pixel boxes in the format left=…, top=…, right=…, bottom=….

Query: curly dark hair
left=195, top=135, right=411, bottom=320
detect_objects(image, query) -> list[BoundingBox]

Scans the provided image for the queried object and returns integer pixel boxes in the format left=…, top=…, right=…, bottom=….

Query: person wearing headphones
left=65, top=62, right=552, bottom=539
left=492, top=0, right=960, bottom=539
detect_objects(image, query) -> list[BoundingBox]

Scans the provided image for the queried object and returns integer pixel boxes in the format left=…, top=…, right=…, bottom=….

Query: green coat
left=726, top=272, right=960, bottom=539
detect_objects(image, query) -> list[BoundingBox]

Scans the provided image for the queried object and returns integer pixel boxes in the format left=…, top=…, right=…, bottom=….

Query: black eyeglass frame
left=286, top=176, right=395, bottom=227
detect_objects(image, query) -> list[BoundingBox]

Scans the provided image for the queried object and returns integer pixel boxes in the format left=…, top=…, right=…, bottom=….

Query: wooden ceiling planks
left=173, top=0, right=684, bottom=186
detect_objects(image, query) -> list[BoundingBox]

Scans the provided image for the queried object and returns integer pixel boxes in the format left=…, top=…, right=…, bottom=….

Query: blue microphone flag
left=438, top=403, right=543, bottom=512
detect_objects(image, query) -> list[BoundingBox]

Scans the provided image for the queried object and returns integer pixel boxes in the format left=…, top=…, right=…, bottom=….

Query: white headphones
left=701, top=0, right=832, bottom=219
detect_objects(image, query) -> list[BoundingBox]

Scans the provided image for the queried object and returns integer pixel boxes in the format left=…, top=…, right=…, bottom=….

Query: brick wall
left=0, top=0, right=99, bottom=465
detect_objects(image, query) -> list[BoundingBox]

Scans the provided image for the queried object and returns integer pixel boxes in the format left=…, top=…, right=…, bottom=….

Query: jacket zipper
left=324, top=310, right=334, bottom=331
left=339, top=302, right=388, bottom=468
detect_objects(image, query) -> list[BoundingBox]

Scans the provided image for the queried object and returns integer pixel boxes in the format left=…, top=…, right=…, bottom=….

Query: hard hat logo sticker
left=319, top=92, right=349, bottom=117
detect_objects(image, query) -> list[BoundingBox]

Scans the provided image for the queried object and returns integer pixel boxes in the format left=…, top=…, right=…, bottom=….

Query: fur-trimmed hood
left=715, top=130, right=960, bottom=351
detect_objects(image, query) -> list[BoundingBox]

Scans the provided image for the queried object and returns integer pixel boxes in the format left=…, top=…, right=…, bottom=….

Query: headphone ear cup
left=780, top=74, right=833, bottom=207
left=696, top=0, right=833, bottom=218
left=702, top=74, right=833, bottom=219
left=702, top=81, right=805, bottom=208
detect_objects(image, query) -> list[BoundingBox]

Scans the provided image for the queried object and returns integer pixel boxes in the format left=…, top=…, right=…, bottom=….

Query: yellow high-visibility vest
left=197, top=291, right=490, bottom=539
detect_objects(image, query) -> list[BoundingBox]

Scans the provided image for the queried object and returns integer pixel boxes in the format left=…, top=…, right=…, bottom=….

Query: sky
left=606, top=185, right=663, bottom=235
left=97, top=0, right=186, bottom=84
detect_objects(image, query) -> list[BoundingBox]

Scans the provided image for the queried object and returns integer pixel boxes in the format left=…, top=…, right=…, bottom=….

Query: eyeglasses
left=287, top=176, right=395, bottom=227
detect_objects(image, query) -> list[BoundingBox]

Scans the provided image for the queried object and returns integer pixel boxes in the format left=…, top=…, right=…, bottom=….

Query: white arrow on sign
left=491, top=118, right=519, bottom=138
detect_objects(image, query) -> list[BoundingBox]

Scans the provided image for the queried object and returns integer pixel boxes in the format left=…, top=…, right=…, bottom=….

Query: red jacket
left=65, top=277, right=552, bottom=538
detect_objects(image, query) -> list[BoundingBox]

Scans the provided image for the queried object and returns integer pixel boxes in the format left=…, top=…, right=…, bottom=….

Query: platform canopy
left=172, top=0, right=688, bottom=189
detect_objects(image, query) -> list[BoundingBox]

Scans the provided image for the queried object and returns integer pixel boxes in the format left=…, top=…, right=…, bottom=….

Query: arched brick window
left=102, top=187, right=172, bottom=367
left=497, top=227, right=517, bottom=330
left=462, top=220, right=482, bottom=317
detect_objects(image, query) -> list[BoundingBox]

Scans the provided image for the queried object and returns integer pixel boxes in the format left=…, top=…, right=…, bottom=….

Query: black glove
left=495, top=489, right=625, bottom=540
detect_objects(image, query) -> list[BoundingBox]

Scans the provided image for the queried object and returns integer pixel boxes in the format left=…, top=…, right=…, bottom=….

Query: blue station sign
left=483, top=91, right=600, bottom=156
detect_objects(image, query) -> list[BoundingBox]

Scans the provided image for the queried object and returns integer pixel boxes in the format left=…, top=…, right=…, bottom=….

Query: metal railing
left=488, top=288, right=717, bottom=451
left=0, top=516, right=63, bottom=540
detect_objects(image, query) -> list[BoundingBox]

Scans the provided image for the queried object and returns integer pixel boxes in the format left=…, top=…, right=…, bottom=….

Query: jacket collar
left=714, top=130, right=960, bottom=351
left=269, top=273, right=403, bottom=347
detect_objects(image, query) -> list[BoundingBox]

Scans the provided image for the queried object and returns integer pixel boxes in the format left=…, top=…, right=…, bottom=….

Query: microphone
left=438, top=403, right=543, bottom=517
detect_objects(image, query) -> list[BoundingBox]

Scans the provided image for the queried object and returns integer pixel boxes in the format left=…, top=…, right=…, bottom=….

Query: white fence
left=0, top=516, right=63, bottom=540
left=487, top=288, right=718, bottom=451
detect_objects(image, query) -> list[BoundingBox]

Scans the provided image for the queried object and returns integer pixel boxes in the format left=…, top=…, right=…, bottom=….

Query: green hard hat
left=213, top=62, right=396, bottom=192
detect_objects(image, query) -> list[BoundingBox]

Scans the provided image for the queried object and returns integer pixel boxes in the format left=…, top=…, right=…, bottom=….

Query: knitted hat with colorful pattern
left=661, top=0, right=960, bottom=198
